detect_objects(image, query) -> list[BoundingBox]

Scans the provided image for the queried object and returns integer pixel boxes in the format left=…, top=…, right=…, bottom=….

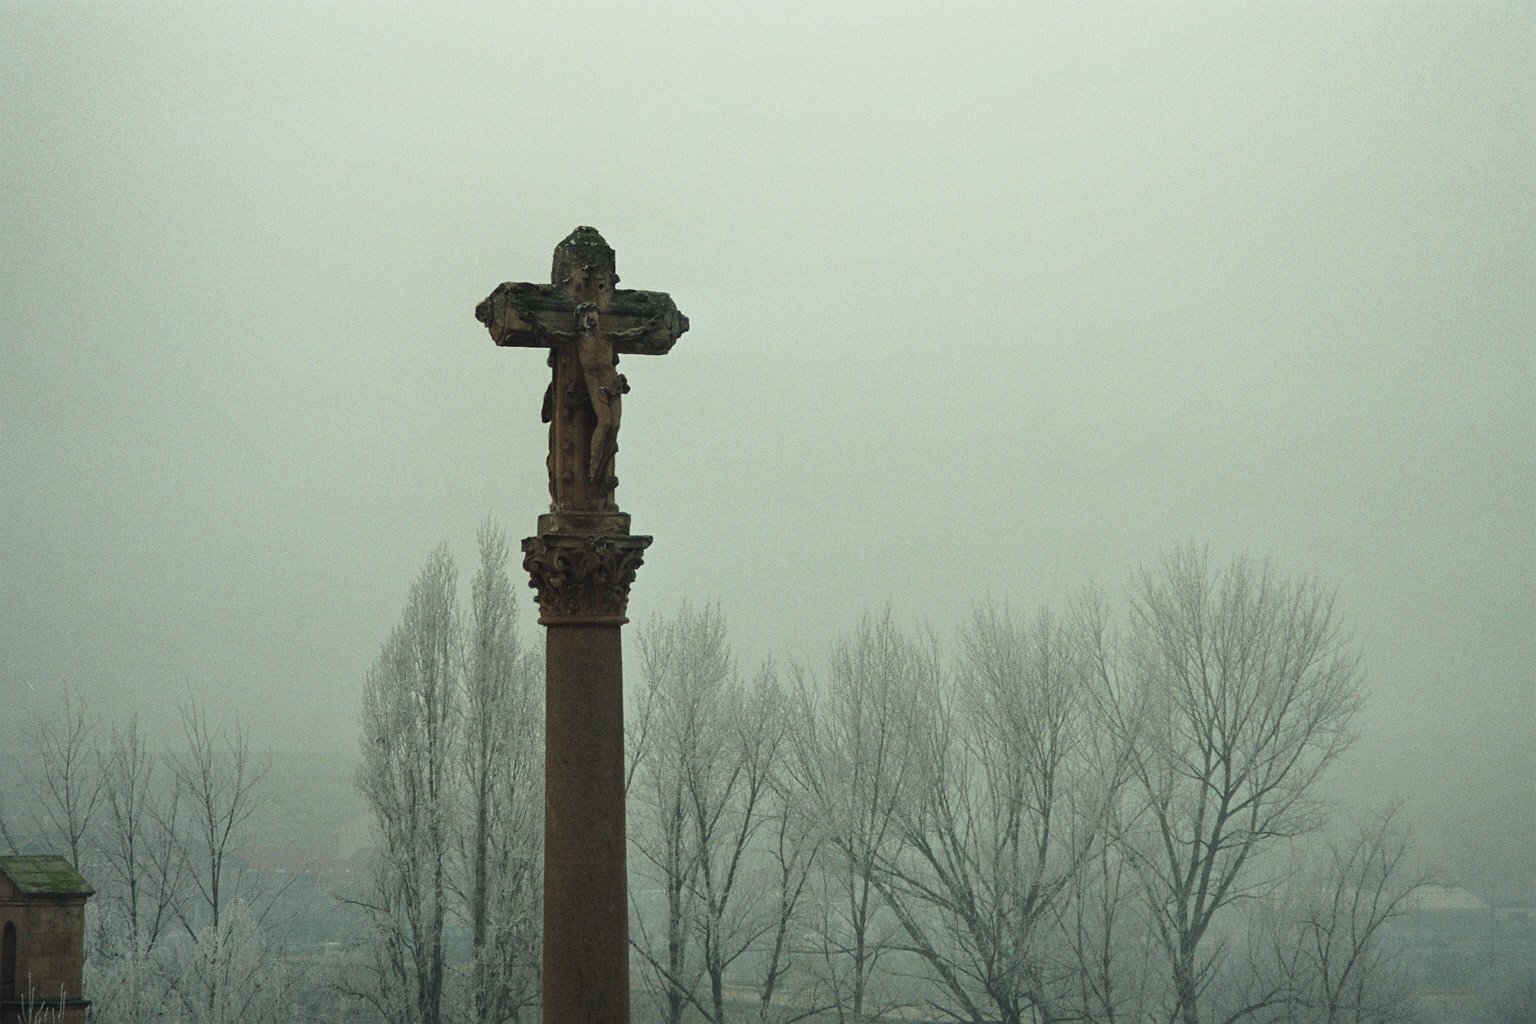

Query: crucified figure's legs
left=586, top=383, right=620, bottom=483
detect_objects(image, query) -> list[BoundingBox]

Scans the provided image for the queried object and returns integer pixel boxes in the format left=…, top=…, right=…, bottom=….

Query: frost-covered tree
left=84, top=716, right=186, bottom=1024
left=96, top=716, right=184, bottom=955
left=160, top=899, right=297, bottom=1024
left=164, top=701, right=271, bottom=1023
left=355, top=544, right=460, bottom=1024
left=786, top=612, right=928, bottom=1024
left=353, top=527, right=543, bottom=1024
left=169, top=702, right=267, bottom=938
left=876, top=604, right=1117, bottom=1024
left=456, top=520, right=542, bottom=1024
left=1103, top=548, right=1364, bottom=1024
left=628, top=606, right=815, bottom=1024
left=81, top=702, right=282, bottom=1024
left=627, top=603, right=729, bottom=1024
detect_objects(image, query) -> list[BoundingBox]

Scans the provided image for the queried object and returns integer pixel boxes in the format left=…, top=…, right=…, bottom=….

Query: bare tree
left=456, top=519, right=542, bottom=1024
left=1057, top=591, right=1165, bottom=1024
left=874, top=603, right=1115, bottom=1024
left=354, top=544, right=460, bottom=1024
left=688, top=661, right=807, bottom=1024
left=1106, top=547, right=1364, bottom=1024
left=9, top=687, right=103, bottom=869
left=1263, top=807, right=1427, bottom=1024
left=628, top=603, right=730, bottom=1024
left=169, top=700, right=268, bottom=937
left=84, top=715, right=187, bottom=1024
left=95, top=715, right=184, bottom=953
left=787, top=611, right=927, bottom=1024
left=742, top=667, right=825, bottom=1024
left=1057, top=826, right=1163, bottom=1024
left=167, top=699, right=272, bottom=1022
left=629, top=607, right=821, bottom=1024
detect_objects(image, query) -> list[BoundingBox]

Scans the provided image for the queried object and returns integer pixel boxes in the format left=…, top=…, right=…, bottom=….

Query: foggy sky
left=2, top=4, right=1531, bottom=881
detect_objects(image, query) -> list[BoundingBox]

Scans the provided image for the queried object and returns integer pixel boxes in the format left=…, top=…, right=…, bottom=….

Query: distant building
left=1386, top=884, right=1536, bottom=1023
left=0, top=856, right=93, bottom=1024
left=1403, top=884, right=1494, bottom=957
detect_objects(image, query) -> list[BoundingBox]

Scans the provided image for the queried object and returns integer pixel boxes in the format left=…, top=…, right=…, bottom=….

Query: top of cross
left=476, top=227, right=688, bottom=355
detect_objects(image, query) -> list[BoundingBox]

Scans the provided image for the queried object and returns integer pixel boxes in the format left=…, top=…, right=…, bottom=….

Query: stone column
left=523, top=513, right=649, bottom=1024
left=482, top=227, right=687, bottom=1024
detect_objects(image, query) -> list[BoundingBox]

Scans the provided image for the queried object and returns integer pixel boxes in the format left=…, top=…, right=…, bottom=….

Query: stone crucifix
left=475, top=227, right=688, bottom=1024
left=477, top=226, right=688, bottom=519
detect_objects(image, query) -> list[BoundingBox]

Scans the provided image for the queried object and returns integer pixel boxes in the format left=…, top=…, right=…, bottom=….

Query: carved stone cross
left=476, top=226, right=689, bottom=516
left=475, top=228, right=689, bottom=1024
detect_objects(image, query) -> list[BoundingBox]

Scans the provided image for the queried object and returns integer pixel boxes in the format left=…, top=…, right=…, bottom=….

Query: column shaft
left=543, top=624, right=629, bottom=1024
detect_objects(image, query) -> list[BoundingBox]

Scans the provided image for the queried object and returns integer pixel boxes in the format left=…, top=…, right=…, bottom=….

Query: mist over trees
left=3, top=5, right=1529, bottom=1020
left=9, top=540, right=1527, bottom=1023
left=610, top=547, right=1435, bottom=1024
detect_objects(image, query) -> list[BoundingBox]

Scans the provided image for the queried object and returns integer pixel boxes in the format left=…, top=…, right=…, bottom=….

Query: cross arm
left=476, top=283, right=689, bottom=355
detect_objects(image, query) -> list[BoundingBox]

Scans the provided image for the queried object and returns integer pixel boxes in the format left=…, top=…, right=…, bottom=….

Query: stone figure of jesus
left=572, top=303, right=629, bottom=483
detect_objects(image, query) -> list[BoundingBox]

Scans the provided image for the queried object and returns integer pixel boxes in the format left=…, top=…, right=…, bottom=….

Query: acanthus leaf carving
left=521, top=532, right=651, bottom=626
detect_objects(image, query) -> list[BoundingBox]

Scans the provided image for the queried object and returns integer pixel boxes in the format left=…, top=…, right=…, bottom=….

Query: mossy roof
left=0, top=855, right=94, bottom=896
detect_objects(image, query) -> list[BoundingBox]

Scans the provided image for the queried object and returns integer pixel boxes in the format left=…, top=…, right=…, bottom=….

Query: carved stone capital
left=522, top=532, right=652, bottom=626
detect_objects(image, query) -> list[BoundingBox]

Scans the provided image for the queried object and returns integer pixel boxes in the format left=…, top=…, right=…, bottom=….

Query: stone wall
left=0, top=873, right=89, bottom=1024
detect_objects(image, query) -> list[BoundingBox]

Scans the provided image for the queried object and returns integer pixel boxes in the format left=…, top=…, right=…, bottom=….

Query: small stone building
left=0, top=856, right=92, bottom=1024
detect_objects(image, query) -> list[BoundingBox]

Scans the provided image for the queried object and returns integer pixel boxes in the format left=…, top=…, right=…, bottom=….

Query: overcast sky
left=2, top=3, right=1531, bottom=885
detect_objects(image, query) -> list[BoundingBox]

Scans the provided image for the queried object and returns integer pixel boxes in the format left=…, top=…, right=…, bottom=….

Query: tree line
left=3, top=528, right=1427, bottom=1024
left=360, top=530, right=1426, bottom=1024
